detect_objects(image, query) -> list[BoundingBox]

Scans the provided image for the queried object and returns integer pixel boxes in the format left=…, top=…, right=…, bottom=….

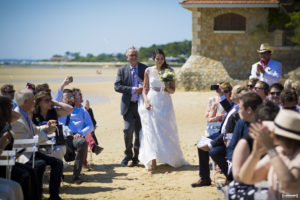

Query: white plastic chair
left=0, top=150, right=16, bottom=180
left=13, top=138, right=38, bottom=168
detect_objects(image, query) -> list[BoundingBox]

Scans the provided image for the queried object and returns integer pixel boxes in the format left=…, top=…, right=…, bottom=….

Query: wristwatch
left=267, top=148, right=278, bottom=158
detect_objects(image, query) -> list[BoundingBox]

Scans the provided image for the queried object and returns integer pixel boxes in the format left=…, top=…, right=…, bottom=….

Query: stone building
left=179, top=0, right=300, bottom=90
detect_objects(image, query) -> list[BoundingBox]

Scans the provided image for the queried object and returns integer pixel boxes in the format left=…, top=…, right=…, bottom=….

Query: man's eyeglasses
left=247, top=84, right=254, bottom=89
left=128, top=54, right=137, bottom=57
left=4, top=90, right=15, bottom=94
left=223, top=90, right=230, bottom=94
left=270, top=92, right=281, bottom=96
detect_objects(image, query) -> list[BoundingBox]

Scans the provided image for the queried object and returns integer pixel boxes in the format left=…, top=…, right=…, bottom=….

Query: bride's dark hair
left=152, top=48, right=169, bottom=69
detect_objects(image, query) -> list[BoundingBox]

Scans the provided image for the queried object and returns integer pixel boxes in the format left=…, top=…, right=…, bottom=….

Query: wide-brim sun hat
left=263, top=109, right=300, bottom=141
left=257, top=43, right=274, bottom=54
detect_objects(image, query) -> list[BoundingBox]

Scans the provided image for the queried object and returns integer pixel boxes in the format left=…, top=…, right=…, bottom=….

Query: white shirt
left=249, top=59, right=282, bottom=86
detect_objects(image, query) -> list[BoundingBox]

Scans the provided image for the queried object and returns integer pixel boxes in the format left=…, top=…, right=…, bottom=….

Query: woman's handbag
left=55, top=125, right=65, bottom=145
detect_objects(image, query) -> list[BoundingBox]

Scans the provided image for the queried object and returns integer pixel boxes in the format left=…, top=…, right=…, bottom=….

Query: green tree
left=286, top=11, right=300, bottom=46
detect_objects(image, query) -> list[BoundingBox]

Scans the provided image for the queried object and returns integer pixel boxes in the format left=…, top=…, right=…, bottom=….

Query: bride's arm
left=165, top=80, right=175, bottom=94
left=142, top=70, right=151, bottom=110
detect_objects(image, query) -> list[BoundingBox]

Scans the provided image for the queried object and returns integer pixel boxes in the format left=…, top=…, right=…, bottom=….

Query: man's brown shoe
left=191, top=178, right=211, bottom=187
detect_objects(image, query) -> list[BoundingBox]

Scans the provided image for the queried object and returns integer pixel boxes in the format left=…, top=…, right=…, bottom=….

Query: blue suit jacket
left=226, top=119, right=250, bottom=161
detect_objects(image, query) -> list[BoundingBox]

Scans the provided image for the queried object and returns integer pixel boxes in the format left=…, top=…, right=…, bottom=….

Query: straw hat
left=257, top=43, right=274, bottom=54
left=263, top=109, right=300, bottom=141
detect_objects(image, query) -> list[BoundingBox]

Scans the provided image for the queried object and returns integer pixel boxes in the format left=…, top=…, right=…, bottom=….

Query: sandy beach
left=0, top=66, right=225, bottom=200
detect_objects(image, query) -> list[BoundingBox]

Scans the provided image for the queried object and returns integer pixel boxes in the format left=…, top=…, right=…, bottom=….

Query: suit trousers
left=123, top=102, right=141, bottom=161
left=27, top=152, right=63, bottom=200
left=72, top=136, right=87, bottom=177
left=198, top=133, right=228, bottom=180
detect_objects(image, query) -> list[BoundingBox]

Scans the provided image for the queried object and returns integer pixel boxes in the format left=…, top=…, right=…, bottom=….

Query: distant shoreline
left=2, top=61, right=184, bottom=68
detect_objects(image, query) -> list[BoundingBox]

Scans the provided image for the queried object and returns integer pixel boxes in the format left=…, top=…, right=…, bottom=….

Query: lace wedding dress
left=138, top=67, right=187, bottom=169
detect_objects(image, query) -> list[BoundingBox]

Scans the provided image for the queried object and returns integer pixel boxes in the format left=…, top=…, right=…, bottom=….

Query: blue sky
left=0, top=0, right=192, bottom=59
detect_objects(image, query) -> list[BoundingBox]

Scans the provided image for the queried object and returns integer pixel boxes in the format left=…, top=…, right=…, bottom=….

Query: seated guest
left=232, top=101, right=279, bottom=181
left=1, top=84, right=17, bottom=109
left=268, top=83, right=283, bottom=106
left=254, top=80, right=269, bottom=101
left=239, top=109, right=300, bottom=199
left=0, top=96, right=23, bottom=200
left=11, top=88, right=63, bottom=200
left=247, top=78, right=259, bottom=92
left=227, top=92, right=263, bottom=162
left=32, top=91, right=73, bottom=160
left=191, top=84, right=243, bottom=187
left=205, top=82, right=232, bottom=136
left=206, top=82, right=232, bottom=123
left=58, top=88, right=93, bottom=184
left=54, top=76, right=73, bottom=102
left=205, top=82, right=224, bottom=120
left=228, top=101, right=279, bottom=200
left=0, top=95, right=40, bottom=200
left=280, top=89, right=300, bottom=113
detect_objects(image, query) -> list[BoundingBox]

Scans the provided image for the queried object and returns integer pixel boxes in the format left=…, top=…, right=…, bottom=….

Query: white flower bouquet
left=158, top=68, right=175, bottom=82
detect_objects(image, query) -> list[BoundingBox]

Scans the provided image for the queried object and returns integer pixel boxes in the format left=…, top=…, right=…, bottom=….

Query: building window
left=214, top=13, right=246, bottom=31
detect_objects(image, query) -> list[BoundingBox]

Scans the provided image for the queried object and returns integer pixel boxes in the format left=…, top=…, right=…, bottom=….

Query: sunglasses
left=223, top=90, right=230, bottom=94
left=4, top=90, right=15, bottom=94
left=270, top=92, right=281, bottom=96
left=247, top=84, right=254, bottom=89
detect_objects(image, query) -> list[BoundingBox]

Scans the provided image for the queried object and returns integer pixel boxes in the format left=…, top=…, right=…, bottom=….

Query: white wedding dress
left=138, top=67, right=187, bottom=169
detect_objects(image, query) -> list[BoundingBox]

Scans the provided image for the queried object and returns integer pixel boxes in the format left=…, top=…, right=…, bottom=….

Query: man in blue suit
left=114, top=47, right=148, bottom=167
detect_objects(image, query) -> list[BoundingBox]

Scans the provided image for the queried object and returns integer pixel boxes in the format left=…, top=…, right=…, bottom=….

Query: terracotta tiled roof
left=180, top=0, right=279, bottom=4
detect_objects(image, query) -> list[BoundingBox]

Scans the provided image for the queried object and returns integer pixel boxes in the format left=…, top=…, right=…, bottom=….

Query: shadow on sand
left=150, top=164, right=198, bottom=174
left=63, top=163, right=128, bottom=184
left=60, top=185, right=125, bottom=195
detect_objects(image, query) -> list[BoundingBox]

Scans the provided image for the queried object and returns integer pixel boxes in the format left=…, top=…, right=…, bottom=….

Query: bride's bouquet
left=158, top=68, right=175, bottom=82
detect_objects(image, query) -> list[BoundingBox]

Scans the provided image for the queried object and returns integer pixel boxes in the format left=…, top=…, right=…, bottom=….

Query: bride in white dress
left=138, top=49, right=187, bottom=170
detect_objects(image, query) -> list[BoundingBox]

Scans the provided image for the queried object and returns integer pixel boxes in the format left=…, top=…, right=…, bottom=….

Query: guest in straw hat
left=239, top=109, right=300, bottom=199
left=249, top=43, right=282, bottom=86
